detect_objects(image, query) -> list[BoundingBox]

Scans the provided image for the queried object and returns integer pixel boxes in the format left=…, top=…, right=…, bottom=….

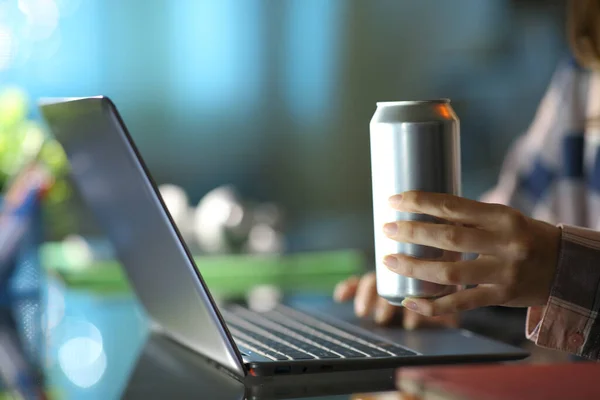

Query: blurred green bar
left=40, top=243, right=365, bottom=297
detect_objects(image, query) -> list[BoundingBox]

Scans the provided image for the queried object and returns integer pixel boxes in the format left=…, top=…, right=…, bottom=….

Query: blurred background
left=0, top=0, right=568, bottom=251
left=0, top=1, right=576, bottom=396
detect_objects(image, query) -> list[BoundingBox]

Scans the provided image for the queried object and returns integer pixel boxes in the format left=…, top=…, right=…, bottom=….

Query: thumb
left=403, top=308, right=460, bottom=330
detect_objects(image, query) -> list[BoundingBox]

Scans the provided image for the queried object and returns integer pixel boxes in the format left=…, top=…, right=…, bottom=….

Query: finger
left=334, top=276, right=361, bottom=302
left=402, top=285, right=501, bottom=316
left=374, top=297, right=396, bottom=325
left=354, top=273, right=378, bottom=317
left=383, top=221, right=502, bottom=254
left=384, top=254, right=505, bottom=285
left=402, top=309, right=460, bottom=330
left=389, top=191, right=508, bottom=228
left=402, top=308, right=420, bottom=331
left=436, top=313, right=460, bottom=328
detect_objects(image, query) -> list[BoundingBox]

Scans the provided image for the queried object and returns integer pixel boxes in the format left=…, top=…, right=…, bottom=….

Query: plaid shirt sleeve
left=526, top=225, right=600, bottom=360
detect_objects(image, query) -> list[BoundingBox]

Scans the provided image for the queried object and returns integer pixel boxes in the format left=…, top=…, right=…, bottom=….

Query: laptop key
left=284, top=351, right=315, bottom=360
left=235, top=340, right=290, bottom=361
left=266, top=352, right=290, bottom=361
left=372, top=342, right=416, bottom=356
left=233, top=333, right=318, bottom=360
left=286, top=319, right=412, bottom=357
left=324, top=345, right=367, bottom=358
left=256, top=350, right=289, bottom=361
left=226, top=306, right=417, bottom=362
left=309, top=350, right=341, bottom=359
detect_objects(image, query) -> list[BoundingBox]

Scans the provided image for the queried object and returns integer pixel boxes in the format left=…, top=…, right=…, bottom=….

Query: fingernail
left=401, top=300, right=419, bottom=311
left=388, top=194, right=403, bottom=208
left=383, top=223, right=397, bottom=236
left=383, top=255, right=398, bottom=269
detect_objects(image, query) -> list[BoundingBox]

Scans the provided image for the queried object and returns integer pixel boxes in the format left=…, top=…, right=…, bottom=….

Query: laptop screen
left=39, top=97, right=244, bottom=377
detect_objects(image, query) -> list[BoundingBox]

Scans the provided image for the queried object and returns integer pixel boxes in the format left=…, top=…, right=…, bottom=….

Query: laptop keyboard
left=221, top=305, right=417, bottom=361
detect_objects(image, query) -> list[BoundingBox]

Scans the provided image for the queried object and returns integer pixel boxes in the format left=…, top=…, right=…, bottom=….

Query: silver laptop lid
left=40, top=96, right=245, bottom=378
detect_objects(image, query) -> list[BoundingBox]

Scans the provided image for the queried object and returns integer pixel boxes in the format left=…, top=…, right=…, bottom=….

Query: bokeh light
left=0, top=86, right=28, bottom=127
left=0, top=26, right=15, bottom=71
left=62, top=234, right=93, bottom=267
left=0, top=0, right=77, bottom=71
left=194, top=186, right=245, bottom=253
left=20, top=121, right=44, bottom=157
left=159, top=183, right=192, bottom=236
left=18, top=0, right=60, bottom=41
left=52, top=318, right=107, bottom=388
left=43, top=279, right=66, bottom=332
left=54, top=0, right=81, bottom=17
left=58, top=336, right=107, bottom=388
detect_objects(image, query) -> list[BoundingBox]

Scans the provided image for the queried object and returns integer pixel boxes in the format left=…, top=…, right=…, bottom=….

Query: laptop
left=39, top=96, right=528, bottom=379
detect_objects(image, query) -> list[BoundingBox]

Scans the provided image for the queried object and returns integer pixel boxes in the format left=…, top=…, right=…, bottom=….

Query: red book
left=397, top=363, right=600, bottom=400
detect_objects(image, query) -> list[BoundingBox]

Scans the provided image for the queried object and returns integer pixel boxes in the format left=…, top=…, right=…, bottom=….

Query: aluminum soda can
left=370, top=99, right=461, bottom=305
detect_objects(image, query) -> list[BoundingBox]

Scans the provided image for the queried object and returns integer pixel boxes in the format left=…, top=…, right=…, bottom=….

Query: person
left=334, top=0, right=600, bottom=360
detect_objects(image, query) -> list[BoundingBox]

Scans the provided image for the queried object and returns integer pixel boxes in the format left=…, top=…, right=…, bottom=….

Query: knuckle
left=430, top=301, right=455, bottom=316
left=425, top=305, right=438, bottom=316
left=507, top=236, right=534, bottom=261
left=404, top=191, right=421, bottom=208
left=440, top=197, right=458, bottom=216
left=439, top=266, right=461, bottom=284
left=400, top=259, right=416, bottom=277
left=336, top=281, right=349, bottom=292
left=504, top=209, right=528, bottom=231
left=440, top=226, right=461, bottom=246
left=451, top=300, right=472, bottom=313
left=362, top=272, right=376, bottom=284
left=496, top=286, right=515, bottom=303
left=362, top=272, right=377, bottom=286
left=398, top=221, right=417, bottom=239
left=358, top=275, right=376, bottom=293
left=344, top=275, right=359, bottom=285
left=501, top=264, right=520, bottom=285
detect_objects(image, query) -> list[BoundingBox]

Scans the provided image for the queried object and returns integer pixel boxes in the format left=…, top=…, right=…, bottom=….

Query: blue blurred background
left=0, top=2, right=577, bottom=396
left=0, top=0, right=568, bottom=251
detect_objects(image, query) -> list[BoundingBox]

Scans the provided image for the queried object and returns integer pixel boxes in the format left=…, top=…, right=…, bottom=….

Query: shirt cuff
left=526, top=225, right=600, bottom=360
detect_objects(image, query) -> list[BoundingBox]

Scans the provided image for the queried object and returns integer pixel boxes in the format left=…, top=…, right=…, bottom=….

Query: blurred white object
left=194, top=185, right=285, bottom=254
left=55, top=319, right=106, bottom=388
left=194, top=185, right=249, bottom=253
left=246, top=223, right=284, bottom=254
left=246, top=202, right=284, bottom=254
left=62, top=234, right=93, bottom=267
left=159, top=184, right=193, bottom=239
left=43, top=279, right=66, bottom=333
left=247, top=285, right=282, bottom=313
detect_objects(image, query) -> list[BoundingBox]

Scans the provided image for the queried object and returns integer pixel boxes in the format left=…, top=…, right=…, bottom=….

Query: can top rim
left=376, top=99, right=450, bottom=106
